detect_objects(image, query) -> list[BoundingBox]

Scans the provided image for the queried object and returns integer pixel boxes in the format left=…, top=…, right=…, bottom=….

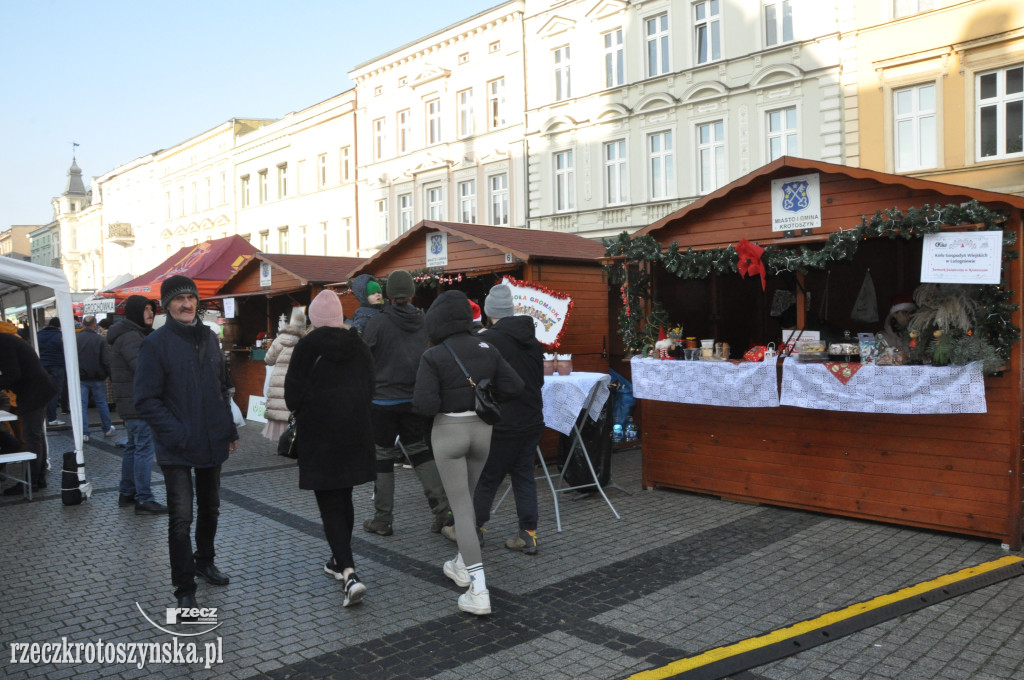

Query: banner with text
left=921, top=231, right=1003, bottom=284
left=499, top=276, right=572, bottom=348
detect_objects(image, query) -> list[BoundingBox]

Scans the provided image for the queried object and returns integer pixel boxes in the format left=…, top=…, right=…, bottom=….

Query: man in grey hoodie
left=361, top=270, right=451, bottom=536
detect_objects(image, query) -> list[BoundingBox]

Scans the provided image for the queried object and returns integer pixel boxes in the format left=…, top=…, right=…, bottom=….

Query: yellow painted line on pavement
left=626, top=555, right=1024, bottom=680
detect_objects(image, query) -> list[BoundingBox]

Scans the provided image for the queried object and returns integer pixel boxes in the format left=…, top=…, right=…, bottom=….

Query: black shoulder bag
left=278, top=354, right=321, bottom=458
left=442, top=341, right=502, bottom=425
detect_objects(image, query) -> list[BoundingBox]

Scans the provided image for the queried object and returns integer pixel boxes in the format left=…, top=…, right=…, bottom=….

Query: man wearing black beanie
left=135, top=275, right=239, bottom=609
left=108, top=295, right=166, bottom=515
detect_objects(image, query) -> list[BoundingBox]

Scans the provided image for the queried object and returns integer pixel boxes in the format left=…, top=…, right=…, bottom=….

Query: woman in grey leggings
left=413, top=290, right=523, bottom=615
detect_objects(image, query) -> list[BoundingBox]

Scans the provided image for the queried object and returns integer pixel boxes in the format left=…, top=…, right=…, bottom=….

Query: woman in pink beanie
left=285, top=289, right=376, bottom=606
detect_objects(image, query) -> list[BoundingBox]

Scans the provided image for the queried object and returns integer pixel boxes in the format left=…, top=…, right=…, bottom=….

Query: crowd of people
left=1, top=270, right=548, bottom=617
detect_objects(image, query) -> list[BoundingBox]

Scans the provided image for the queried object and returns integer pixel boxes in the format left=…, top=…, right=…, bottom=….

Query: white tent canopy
left=0, top=258, right=86, bottom=476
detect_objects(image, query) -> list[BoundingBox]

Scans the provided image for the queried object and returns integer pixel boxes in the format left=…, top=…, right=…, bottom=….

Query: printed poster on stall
left=921, top=231, right=1003, bottom=284
left=771, top=173, right=822, bottom=232
left=499, top=276, right=572, bottom=348
left=426, top=232, right=448, bottom=267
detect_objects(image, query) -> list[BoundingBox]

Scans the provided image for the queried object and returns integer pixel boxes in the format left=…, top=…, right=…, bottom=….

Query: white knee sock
left=467, top=563, right=486, bottom=593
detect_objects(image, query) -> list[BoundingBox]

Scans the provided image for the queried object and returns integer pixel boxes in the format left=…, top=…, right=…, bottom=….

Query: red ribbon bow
left=736, top=238, right=766, bottom=291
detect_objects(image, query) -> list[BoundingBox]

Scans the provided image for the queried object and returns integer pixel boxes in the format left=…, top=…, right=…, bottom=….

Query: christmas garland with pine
left=603, top=200, right=1020, bottom=362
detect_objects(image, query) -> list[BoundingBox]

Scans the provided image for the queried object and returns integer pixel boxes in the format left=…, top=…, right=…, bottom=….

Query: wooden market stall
left=346, top=220, right=609, bottom=371
left=618, top=157, right=1024, bottom=548
left=213, top=253, right=365, bottom=412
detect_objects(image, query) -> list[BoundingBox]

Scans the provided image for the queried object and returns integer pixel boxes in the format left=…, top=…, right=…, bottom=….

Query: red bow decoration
left=736, top=238, right=766, bottom=291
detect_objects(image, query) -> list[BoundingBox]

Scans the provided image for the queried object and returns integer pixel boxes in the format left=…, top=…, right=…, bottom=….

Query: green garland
left=603, top=200, right=1020, bottom=361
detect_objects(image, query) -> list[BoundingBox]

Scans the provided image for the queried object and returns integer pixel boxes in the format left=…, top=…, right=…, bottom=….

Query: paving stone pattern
left=1, top=411, right=1022, bottom=679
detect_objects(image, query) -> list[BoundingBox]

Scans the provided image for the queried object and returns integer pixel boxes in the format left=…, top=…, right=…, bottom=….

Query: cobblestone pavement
left=1, top=414, right=1022, bottom=679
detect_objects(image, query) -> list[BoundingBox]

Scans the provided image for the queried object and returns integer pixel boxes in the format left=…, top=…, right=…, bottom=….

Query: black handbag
left=443, top=341, right=502, bottom=425
left=277, top=419, right=298, bottom=459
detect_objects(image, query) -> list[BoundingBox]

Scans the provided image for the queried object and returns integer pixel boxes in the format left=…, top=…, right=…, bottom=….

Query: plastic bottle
left=612, top=423, right=624, bottom=443
left=624, top=417, right=637, bottom=442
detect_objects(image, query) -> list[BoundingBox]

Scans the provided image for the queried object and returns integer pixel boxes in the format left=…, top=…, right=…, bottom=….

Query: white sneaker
left=48, top=419, right=65, bottom=426
left=104, top=426, right=117, bottom=437
left=83, top=435, right=90, bottom=442
left=443, top=557, right=470, bottom=588
left=458, top=588, right=491, bottom=616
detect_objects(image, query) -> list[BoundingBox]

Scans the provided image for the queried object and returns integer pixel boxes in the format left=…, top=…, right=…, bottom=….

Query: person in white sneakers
left=413, top=290, right=523, bottom=615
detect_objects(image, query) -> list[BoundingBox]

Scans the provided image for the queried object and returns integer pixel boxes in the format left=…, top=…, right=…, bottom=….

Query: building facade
left=846, top=0, right=1024, bottom=196
left=523, top=0, right=847, bottom=240
left=350, top=1, right=528, bottom=252
left=0, top=225, right=39, bottom=261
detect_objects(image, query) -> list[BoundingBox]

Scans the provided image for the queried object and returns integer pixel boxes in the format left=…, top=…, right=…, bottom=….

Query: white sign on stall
left=426, top=232, right=448, bottom=268
left=771, top=173, right=822, bottom=232
left=921, top=231, right=1003, bottom=284
left=246, top=395, right=267, bottom=423
left=499, top=276, right=572, bottom=347
left=259, top=261, right=272, bottom=287
left=83, top=298, right=116, bottom=315
left=223, top=298, right=236, bottom=319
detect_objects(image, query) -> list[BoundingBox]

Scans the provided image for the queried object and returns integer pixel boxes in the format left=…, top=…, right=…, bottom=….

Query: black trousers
left=314, top=488, right=356, bottom=570
left=161, top=465, right=221, bottom=598
left=20, top=405, right=48, bottom=481
left=473, top=425, right=544, bottom=532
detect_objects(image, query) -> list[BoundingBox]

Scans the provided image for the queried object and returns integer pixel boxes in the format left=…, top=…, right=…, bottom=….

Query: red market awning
left=105, top=236, right=258, bottom=302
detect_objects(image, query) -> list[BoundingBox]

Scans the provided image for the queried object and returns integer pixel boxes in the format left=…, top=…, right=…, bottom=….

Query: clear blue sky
left=0, top=0, right=499, bottom=229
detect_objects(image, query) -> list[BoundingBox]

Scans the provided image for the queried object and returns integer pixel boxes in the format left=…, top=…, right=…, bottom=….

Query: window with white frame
left=205, top=177, right=212, bottom=209
left=648, top=132, right=674, bottom=199
left=894, top=84, right=936, bottom=171
left=893, top=0, right=934, bottom=18
left=767, top=106, right=799, bottom=162
left=697, top=121, right=726, bottom=193
left=278, top=163, right=288, bottom=198
left=299, top=225, right=306, bottom=254
left=553, top=150, right=575, bottom=212
left=427, top=99, right=442, bottom=144
left=278, top=226, right=289, bottom=254
left=397, top=110, right=411, bottom=154
left=240, top=176, right=250, bottom=208
left=340, top=148, right=350, bottom=183
left=374, top=118, right=387, bottom=160
left=489, top=174, right=509, bottom=225
left=320, top=221, right=328, bottom=254
left=695, top=1, right=721, bottom=65
left=488, top=78, right=506, bottom=129
left=376, top=199, right=389, bottom=240
left=179, top=186, right=185, bottom=216
left=259, top=230, right=269, bottom=251
left=977, top=65, right=1023, bottom=160
left=458, top=89, right=474, bottom=138
left=604, top=140, right=628, bottom=205
left=259, top=170, right=268, bottom=204
left=604, top=29, right=624, bottom=88
left=399, top=193, right=414, bottom=233
left=426, top=186, right=444, bottom=220
left=165, top=191, right=171, bottom=218
left=191, top=182, right=197, bottom=213
left=220, top=171, right=226, bottom=205
left=553, top=46, right=571, bottom=101
left=318, top=153, right=328, bottom=187
left=764, top=0, right=793, bottom=47
left=645, top=13, right=669, bottom=78
left=458, top=180, right=477, bottom=223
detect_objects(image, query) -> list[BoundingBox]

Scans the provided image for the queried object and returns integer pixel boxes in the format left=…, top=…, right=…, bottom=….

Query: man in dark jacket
left=36, top=317, right=66, bottom=425
left=0, top=333, right=58, bottom=492
left=361, top=269, right=451, bottom=536
left=76, top=316, right=114, bottom=441
left=135, top=275, right=239, bottom=609
left=471, top=283, right=545, bottom=555
left=109, top=296, right=166, bottom=515
left=349, top=273, right=383, bottom=334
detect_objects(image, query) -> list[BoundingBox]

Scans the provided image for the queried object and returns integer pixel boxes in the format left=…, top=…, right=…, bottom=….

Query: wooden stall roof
left=213, top=253, right=366, bottom=298
left=638, top=156, right=1024, bottom=246
left=346, top=221, right=607, bottom=279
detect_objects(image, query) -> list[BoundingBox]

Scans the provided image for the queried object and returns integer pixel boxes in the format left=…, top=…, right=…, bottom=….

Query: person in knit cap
left=361, top=269, right=452, bottom=537
left=880, top=293, right=917, bottom=355
left=468, top=300, right=484, bottom=333
left=285, top=289, right=375, bottom=606
left=262, top=306, right=307, bottom=444
left=108, top=295, right=167, bottom=515
left=349, top=274, right=383, bottom=334
left=135, top=274, right=238, bottom=610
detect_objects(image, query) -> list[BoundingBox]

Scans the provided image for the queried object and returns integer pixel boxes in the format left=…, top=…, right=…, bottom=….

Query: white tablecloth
left=779, top=357, right=987, bottom=414
left=630, top=356, right=780, bottom=408
left=541, top=372, right=612, bottom=436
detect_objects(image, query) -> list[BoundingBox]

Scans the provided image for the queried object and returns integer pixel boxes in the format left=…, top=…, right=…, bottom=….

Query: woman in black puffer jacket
left=285, top=290, right=375, bottom=608
left=413, top=290, right=523, bottom=616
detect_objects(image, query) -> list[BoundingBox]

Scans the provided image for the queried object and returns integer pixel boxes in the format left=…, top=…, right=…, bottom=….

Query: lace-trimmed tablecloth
left=780, top=357, right=987, bottom=414
left=630, top=357, right=781, bottom=408
left=541, top=372, right=612, bottom=436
